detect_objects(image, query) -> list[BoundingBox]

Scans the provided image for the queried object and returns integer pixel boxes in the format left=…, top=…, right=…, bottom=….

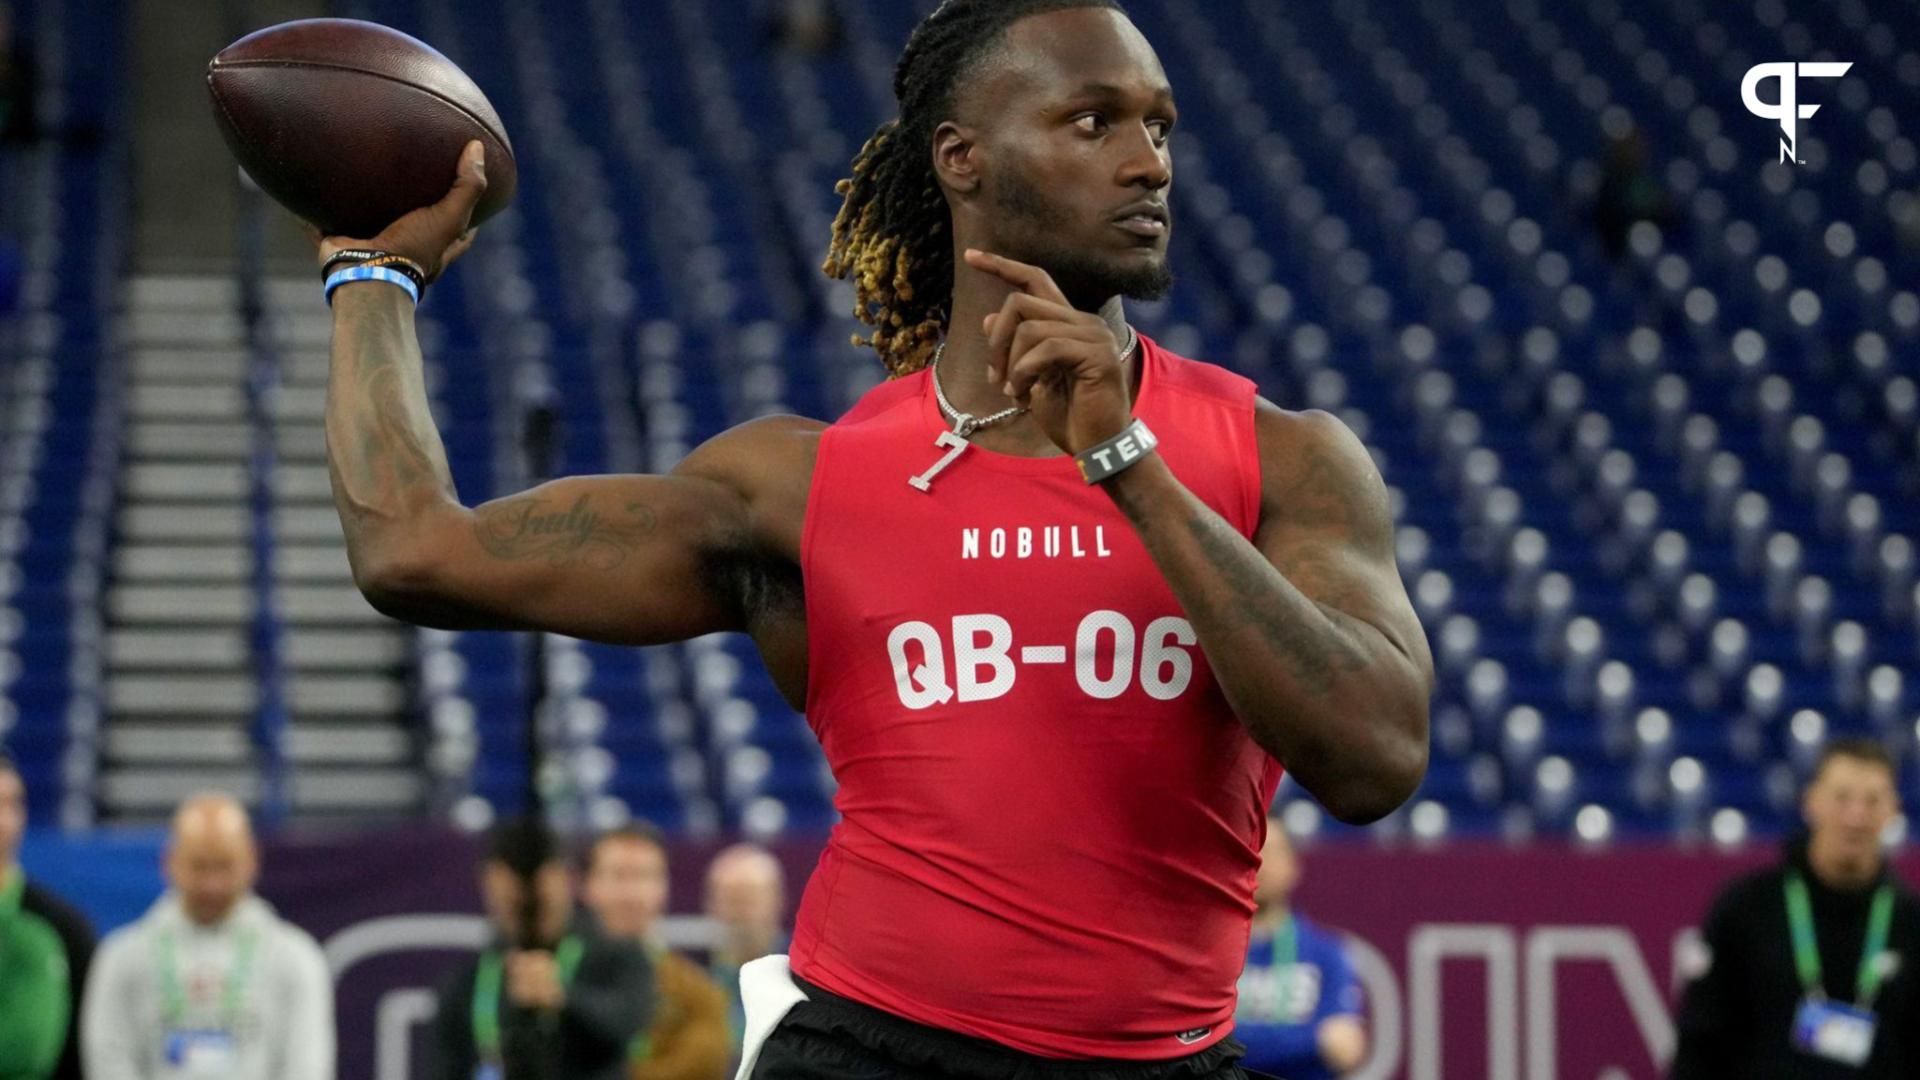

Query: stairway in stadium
left=101, top=274, right=422, bottom=822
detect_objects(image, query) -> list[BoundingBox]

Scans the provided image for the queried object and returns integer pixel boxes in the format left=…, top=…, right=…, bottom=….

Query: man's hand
left=505, top=950, right=567, bottom=1010
left=963, top=248, right=1135, bottom=457
left=308, top=140, right=489, bottom=281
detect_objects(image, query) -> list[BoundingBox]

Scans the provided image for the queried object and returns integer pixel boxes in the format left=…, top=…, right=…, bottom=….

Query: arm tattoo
left=1189, top=508, right=1370, bottom=697
left=473, top=495, right=660, bottom=570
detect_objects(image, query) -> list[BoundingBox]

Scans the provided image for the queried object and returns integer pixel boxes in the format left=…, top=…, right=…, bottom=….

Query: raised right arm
left=318, top=143, right=815, bottom=645
left=326, top=283, right=812, bottom=644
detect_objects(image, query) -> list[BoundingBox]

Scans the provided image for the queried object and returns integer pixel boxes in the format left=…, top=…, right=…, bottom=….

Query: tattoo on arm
left=1190, top=510, right=1370, bottom=697
left=473, top=495, right=661, bottom=570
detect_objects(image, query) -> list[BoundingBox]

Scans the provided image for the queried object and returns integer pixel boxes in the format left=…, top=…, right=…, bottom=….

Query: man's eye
left=1074, top=114, right=1106, bottom=134
left=1149, top=121, right=1173, bottom=143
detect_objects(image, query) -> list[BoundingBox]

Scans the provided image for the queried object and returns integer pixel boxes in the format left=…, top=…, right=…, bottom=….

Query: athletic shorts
left=748, top=974, right=1276, bottom=1080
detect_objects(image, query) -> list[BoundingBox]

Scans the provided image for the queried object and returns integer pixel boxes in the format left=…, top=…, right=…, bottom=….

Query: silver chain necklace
left=910, top=324, right=1140, bottom=492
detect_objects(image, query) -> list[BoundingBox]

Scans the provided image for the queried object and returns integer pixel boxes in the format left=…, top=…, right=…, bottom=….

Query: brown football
left=207, top=18, right=517, bottom=240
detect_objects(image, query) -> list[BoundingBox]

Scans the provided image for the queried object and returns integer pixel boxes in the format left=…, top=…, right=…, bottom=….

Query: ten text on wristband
left=1075, top=418, right=1159, bottom=485
left=324, top=264, right=421, bottom=307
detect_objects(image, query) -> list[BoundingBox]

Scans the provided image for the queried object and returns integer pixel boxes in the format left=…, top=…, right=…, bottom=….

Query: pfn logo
left=1741, top=62, right=1853, bottom=164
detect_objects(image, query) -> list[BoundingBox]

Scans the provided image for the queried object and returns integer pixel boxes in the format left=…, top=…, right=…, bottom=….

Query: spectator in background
left=1235, top=817, right=1368, bottom=1079
left=1673, top=739, right=1920, bottom=1078
left=702, top=844, right=788, bottom=1064
left=585, top=825, right=729, bottom=1080
left=1590, top=127, right=1677, bottom=260
left=431, top=818, right=654, bottom=1080
left=0, top=751, right=93, bottom=1080
left=0, top=2, right=39, bottom=144
left=82, top=793, right=332, bottom=1080
left=761, top=0, right=843, bottom=56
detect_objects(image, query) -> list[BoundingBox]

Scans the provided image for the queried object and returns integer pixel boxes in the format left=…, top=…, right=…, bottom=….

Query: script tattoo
left=473, top=494, right=659, bottom=570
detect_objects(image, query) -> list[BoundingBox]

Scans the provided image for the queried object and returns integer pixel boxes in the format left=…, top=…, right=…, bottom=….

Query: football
left=207, top=18, right=517, bottom=240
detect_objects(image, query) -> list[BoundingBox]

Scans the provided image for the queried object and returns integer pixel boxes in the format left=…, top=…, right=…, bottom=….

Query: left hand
left=965, top=249, right=1135, bottom=456
left=505, top=950, right=566, bottom=1010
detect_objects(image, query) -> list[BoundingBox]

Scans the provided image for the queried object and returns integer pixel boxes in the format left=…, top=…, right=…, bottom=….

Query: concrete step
left=123, top=309, right=246, bottom=349
left=122, top=463, right=251, bottom=501
left=114, top=545, right=252, bottom=583
left=273, top=544, right=352, bottom=583
left=275, top=584, right=389, bottom=626
left=129, top=348, right=248, bottom=384
left=287, top=723, right=412, bottom=765
left=286, top=673, right=408, bottom=717
left=126, top=422, right=252, bottom=461
left=128, top=385, right=245, bottom=421
left=272, top=507, right=348, bottom=544
left=105, top=629, right=249, bottom=671
left=271, top=464, right=333, bottom=502
left=274, top=424, right=327, bottom=462
left=290, top=768, right=423, bottom=812
left=107, top=584, right=254, bottom=624
left=284, top=628, right=409, bottom=670
left=106, top=674, right=258, bottom=717
left=101, top=768, right=262, bottom=818
left=107, top=722, right=250, bottom=764
left=119, top=505, right=248, bottom=543
left=125, top=276, right=240, bottom=311
left=269, top=385, right=327, bottom=423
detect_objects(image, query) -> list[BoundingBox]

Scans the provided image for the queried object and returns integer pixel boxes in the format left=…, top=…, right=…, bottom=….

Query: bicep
left=1254, top=407, right=1433, bottom=680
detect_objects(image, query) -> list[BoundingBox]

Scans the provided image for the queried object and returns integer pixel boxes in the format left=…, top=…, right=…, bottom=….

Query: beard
left=989, top=166, right=1175, bottom=310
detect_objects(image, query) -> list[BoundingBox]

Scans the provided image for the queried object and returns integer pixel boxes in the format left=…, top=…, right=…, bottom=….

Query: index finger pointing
left=964, top=248, right=1070, bottom=306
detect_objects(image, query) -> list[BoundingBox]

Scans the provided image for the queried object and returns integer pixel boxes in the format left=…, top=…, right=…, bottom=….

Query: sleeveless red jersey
left=791, top=335, right=1286, bottom=1060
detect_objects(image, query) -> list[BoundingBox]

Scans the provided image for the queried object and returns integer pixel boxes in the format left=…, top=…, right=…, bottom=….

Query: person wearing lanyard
left=429, top=818, right=655, bottom=1080
left=1674, top=738, right=1920, bottom=1078
left=0, top=751, right=95, bottom=1080
left=81, top=794, right=334, bottom=1080
left=582, top=826, right=730, bottom=1080
left=1234, top=817, right=1368, bottom=1080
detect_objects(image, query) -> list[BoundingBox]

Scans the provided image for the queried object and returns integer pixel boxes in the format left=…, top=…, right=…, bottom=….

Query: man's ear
left=933, top=120, right=982, bottom=195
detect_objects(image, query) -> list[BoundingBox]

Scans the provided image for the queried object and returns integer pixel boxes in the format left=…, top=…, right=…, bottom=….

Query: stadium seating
left=3, top=0, right=1915, bottom=841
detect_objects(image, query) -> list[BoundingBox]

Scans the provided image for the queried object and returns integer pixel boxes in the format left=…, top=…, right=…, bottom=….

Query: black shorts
left=749, top=976, right=1275, bottom=1080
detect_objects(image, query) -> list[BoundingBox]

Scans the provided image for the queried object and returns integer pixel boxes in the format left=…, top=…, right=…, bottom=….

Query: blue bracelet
left=324, top=264, right=421, bottom=307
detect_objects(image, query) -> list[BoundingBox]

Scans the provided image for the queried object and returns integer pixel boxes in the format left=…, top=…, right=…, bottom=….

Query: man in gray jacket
left=81, top=794, right=334, bottom=1080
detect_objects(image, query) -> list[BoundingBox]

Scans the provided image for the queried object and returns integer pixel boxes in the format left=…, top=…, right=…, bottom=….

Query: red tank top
left=792, top=335, right=1285, bottom=1060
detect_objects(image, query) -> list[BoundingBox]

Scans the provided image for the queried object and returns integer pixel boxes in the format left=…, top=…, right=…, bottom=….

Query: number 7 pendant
left=910, top=430, right=971, bottom=492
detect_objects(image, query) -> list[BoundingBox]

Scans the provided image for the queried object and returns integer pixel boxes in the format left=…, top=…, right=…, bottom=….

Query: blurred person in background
left=1673, top=738, right=1920, bottom=1078
left=431, top=818, right=654, bottom=1080
left=584, top=824, right=729, bottom=1080
left=1234, top=817, right=1366, bottom=1079
left=81, top=793, right=332, bottom=1080
left=0, top=2, right=38, bottom=145
left=762, top=0, right=844, bottom=55
left=702, top=843, right=788, bottom=1063
left=0, top=752, right=94, bottom=1080
left=1589, top=127, right=1676, bottom=260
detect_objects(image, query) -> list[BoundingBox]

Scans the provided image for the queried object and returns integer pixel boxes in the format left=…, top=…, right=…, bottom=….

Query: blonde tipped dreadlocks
left=823, top=0, right=1126, bottom=378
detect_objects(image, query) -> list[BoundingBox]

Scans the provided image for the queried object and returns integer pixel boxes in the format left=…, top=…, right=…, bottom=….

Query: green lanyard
left=1784, top=872, right=1896, bottom=1007
left=0, top=868, right=22, bottom=921
left=155, top=925, right=259, bottom=1030
left=472, top=936, right=585, bottom=1063
left=1274, top=912, right=1299, bottom=973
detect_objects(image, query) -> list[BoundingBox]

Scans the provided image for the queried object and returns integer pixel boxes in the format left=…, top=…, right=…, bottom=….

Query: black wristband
left=321, top=250, right=429, bottom=294
left=1075, top=418, right=1160, bottom=485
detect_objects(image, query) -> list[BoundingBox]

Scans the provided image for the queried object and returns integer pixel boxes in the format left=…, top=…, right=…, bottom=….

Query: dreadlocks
left=823, top=0, right=1126, bottom=377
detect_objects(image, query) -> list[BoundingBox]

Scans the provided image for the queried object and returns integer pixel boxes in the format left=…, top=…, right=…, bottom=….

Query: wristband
left=1075, top=417, right=1159, bottom=485
left=320, top=248, right=392, bottom=277
left=325, top=264, right=421, bottom=307
left=322, top=250, right=429, bottom=293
